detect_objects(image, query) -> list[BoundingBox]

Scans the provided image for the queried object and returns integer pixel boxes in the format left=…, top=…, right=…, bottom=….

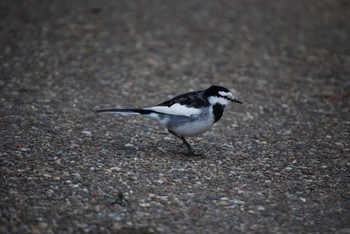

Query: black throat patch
left=212, top=104, right=225, bottom=123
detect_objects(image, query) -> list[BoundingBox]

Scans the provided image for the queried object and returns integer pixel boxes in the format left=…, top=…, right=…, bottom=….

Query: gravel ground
left=1, top=0, right=349, bottom=233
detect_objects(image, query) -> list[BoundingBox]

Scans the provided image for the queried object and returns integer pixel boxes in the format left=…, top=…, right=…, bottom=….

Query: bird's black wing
left=157, top=91, right=210, bottom=108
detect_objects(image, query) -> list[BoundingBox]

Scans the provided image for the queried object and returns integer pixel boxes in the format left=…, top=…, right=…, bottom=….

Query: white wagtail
left=96, top=85, right=242, bottom=152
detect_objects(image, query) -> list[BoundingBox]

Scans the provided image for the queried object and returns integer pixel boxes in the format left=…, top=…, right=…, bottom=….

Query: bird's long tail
left=96, top=108, right=153, bottom=115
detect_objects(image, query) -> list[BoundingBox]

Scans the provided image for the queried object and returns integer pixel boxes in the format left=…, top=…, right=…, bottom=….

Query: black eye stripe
left=217, top=95, right=231, bottom=100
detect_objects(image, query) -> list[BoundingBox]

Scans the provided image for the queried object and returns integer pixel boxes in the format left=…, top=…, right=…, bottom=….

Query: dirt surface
left=1, top=0, right=349, bottom=233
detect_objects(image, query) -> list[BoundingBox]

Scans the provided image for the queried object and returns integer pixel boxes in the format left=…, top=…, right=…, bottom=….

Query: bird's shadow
left=154, top=142, right=209, bottom=159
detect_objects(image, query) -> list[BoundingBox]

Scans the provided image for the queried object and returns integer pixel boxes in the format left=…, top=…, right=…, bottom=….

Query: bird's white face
left=219, top=91, right=235, bottom=102
left=208, top=91, right=235, bottom=106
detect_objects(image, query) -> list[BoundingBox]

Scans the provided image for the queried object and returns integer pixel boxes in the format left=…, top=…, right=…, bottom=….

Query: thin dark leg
left=168, top=129, right=193, bottom=152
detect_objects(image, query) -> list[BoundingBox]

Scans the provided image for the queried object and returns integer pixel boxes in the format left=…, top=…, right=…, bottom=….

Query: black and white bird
left=96, top=85, right=242, bottom=153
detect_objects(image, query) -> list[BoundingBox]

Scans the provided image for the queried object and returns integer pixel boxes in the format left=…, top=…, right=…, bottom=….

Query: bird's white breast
left=166, top=107, right=215, bottom=137
left=171, top=118, right=215, bottom=137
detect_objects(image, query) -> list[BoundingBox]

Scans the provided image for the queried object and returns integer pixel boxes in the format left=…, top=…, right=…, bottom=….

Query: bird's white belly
left=170, top=119, right=214, bottom=137
left=148, top=107, right=215, bottom=137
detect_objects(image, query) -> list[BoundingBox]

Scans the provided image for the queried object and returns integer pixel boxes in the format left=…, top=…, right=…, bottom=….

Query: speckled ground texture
left=1, top=0, right=349, bottom=233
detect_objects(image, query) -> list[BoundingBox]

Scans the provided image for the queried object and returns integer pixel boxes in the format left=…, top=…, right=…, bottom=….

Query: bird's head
left=205, top=85, right=242, bottom=106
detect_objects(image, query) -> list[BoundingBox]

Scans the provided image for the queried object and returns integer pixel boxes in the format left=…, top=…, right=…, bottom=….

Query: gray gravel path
left=1, top=0, right=349, bottom=233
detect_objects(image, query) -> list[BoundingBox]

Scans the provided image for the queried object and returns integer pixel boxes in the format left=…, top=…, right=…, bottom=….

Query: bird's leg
left=180, top=136, right=193, bottom=152
left=168, top=129, right=193, bottom=152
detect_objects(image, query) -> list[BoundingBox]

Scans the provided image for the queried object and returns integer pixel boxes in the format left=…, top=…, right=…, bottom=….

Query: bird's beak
left=228, top=93, right=243, bottom=104
left=231, top=98, right=243, bottom=104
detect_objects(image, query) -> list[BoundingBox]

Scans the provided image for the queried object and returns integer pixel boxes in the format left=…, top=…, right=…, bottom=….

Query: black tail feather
left=95, top=108, right=153, bottom=115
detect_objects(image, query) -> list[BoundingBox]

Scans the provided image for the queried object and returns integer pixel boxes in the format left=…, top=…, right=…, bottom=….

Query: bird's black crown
left=204, top=86, right=230, bottom=97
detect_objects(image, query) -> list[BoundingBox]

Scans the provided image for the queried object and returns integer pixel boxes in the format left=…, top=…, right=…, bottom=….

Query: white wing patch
left=145, top=103, right=201, bottom=117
